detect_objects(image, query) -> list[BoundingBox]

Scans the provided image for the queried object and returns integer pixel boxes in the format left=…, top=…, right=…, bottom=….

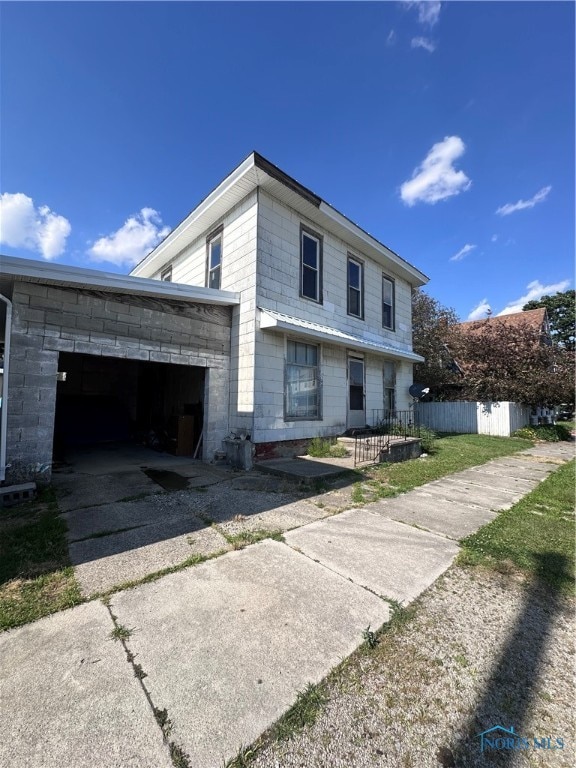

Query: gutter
left=0, top=293, right=12, bottom=483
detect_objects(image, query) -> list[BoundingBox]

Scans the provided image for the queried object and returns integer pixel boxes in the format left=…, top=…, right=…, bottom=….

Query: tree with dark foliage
left=523, top=290, right=575, bottom=350
left=411, top=289, right=462, bottom=399
left=447, top=317, right=574, bottom=406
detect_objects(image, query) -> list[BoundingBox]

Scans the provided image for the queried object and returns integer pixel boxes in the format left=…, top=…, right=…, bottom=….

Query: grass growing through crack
left=169, top=742, right=191, bottom=768
left=154, top=707, right=173, bottom=737
left=351, top=483, right=365, bottom=505
left=0, top=487, right=83, bottom=631
left=271, top=683, right=328, bottom=741
left=109, top=623, right=133, bottom=641
left=459, top=459, right=575, bottom=593
left=223, top=529, right=284, bottom=550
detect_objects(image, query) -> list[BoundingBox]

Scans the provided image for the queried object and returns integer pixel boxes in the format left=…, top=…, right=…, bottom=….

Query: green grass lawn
left=358, top=433, right=534, bottom=501
left=459, top=459, right=575, bottom=594
left=0, top=488, right=83, bottom=631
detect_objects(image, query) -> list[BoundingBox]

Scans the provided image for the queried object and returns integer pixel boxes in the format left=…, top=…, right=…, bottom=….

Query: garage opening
left=53, top=352, right=205, bottom=461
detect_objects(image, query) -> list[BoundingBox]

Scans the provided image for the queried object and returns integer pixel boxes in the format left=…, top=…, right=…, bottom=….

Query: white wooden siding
left=415, top=401, right=531, bottom=436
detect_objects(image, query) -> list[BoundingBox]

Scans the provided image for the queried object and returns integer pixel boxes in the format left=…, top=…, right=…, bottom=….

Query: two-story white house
left=131, top=152, right=428, bottom=459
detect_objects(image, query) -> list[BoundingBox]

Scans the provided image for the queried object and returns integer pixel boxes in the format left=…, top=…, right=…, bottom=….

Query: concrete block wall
left=256, top=191, right=415, bottom=351
left=252, top=191, right=416, bottom=443
left=252, top=335, right=410, bottom=442
left=155, top=191, right=258, bottom=437
left=5, top=282, right=232, bottom=484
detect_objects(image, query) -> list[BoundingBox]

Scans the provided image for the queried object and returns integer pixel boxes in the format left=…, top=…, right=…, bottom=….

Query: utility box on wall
left=223, top=438, right=253, bottom=470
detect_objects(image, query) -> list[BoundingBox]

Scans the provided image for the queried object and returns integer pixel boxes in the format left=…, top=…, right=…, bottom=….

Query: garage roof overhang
left=259, top=307, right=425, bottom=363
left=0, top=254, right=240, bottom=306
left=131, top=152, right=429, bottom=289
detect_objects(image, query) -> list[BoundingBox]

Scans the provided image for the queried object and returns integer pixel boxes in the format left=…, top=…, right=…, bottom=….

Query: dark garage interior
left=54, top=352, right=205, bottom=460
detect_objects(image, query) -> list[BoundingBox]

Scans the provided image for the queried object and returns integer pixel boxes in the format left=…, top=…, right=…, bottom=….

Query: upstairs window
left=382, top=275, right=395, bottom=330
left=347, top=256, right=364, bottom=318
left=160, top=266, right=172, bottom=282
left=207, top=228, right=223, bottom=290
left=285, top=340, right=321, bottom=420
left=300, top=227, right=322, bottom=303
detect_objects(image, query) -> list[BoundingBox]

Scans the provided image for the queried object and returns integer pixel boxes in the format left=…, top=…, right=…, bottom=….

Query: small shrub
left=418, top=426, right=438, bottom=453
left=362, top=624, right=379, bottom=649
left=308, top=438, right=348, bottom=458
left=382, top=422, right=437, bottom=453
left=512, top=424, right=572, bottom=442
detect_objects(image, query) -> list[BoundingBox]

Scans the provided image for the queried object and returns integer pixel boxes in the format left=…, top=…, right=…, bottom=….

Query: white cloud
left=88, top=208, right=170, bottom=268
left=496, top=185, right=551, bottom=216
left=450, top=243, right=476, bottom=262
left=400, top=135, right=472, bottom=206
left=496, top=279, right=571, bottom=316
left=386, top=29, right=396, bottom=46
left=0, top=192, right=71, bottom=260
left=407, top=1, right=442, bottom=26
left=411, top=36, right=436, bottom=53
left=467, top=299, right=491, bottom=321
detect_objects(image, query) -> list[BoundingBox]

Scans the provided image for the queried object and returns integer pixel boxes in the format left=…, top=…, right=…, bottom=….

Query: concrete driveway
left=51, top=444, right=339, bottom=595
left=1, top=441, right=572, bottom=768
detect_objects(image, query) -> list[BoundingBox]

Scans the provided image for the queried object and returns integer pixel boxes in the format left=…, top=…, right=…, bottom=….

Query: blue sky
left=1, top=1, right=574, bottom=320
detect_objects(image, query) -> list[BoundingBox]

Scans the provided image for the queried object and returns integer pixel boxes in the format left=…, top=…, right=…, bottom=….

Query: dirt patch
left=251, top=565, right=575, bottom=768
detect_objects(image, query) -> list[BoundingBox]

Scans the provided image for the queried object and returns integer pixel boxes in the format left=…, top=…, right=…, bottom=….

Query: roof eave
left=259, top=308, right=424, bottom=362
left=0, top=255, right=240, bottom=306
left=131, top=151, right=429, bottom=286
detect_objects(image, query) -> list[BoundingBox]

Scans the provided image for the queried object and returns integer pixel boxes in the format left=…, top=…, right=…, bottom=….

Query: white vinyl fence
left=415, top=401, right=531, bottom=437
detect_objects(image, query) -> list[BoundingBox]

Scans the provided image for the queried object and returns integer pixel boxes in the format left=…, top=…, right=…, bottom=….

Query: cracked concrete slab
left=466, top=460, right=555, bottom=481
left=0, top=601, right=172, bottom=768
left=71, top=522, right=229, bottom=595
left=53, top=470, right=161, bottom=512
left=284, top=508, right=459, bottom=603
left=212, top=499, right=330, bottom=536
left=62, top=493, right=211, bottom=542
left=369, top=495, right=498, bottom=540
left=442, top=469, right=536, bottom=493
left=412, top=481, right=518, bottom=510
left=111, top=540, right=390, bottom=768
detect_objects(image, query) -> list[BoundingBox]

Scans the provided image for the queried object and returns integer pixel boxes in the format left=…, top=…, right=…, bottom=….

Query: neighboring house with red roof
left=456, top=307, right=551, bottom=345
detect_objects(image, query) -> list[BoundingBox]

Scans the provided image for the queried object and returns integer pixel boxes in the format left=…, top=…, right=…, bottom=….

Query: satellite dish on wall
left=409, top=383, right=431, bottom=400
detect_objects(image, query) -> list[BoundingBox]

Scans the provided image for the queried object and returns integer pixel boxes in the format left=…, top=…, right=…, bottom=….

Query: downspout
left=0, top=293, right=12, bottom=483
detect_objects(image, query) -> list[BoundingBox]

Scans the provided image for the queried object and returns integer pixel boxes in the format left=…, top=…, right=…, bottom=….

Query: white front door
left=347, top=356, right=365, bottom=428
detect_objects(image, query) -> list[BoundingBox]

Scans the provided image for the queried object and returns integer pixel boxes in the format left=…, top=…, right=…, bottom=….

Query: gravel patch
left=251, top=565, right=575, bottom=768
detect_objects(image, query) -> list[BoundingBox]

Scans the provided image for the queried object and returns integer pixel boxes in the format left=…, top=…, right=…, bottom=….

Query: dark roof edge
left=253, top=152, right=322, bottom=208
left=254, top=151, right=428, bottom=282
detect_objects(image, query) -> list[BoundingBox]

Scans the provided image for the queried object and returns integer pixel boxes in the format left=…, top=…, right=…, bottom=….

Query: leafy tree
left=446, top=318, right=575, bottom=406
left=411, top=290, right=461, bottom=399
left=523, top=290, right=575, bottom=350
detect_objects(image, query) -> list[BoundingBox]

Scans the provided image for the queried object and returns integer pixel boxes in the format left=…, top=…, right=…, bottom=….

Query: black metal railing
left=353, top=410, right=422, bottom=466
left=372, top=409, right=422, bottom=439
left=353, top=431, right=390, bottom=466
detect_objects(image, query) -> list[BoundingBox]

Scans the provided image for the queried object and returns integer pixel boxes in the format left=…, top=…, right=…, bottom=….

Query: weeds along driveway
left=51, top=435, right=562, bottom=597
left=52, top=462, right=354, bottom=596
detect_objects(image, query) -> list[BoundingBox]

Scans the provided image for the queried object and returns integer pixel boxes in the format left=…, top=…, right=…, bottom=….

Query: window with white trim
left=161, top=266, right=172, bottom=282
left=285, top=340, right=321, bottom=420
left=347, top=256, right=363, bottom=318
left=300, top=228, right=322, bottom=302
left=382, top=275, right=395, bottom=330
left=383, top=361, right=396, bottom=414
left=207, top=230, right=222, bottom=289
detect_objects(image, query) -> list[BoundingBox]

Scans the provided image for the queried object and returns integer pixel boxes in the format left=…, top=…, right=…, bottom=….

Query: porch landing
left=256, top=436, right=422, bottom=482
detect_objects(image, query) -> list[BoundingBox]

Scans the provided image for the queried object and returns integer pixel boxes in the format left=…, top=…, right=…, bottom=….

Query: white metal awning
left=258, top=308, right=424, bottom=362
